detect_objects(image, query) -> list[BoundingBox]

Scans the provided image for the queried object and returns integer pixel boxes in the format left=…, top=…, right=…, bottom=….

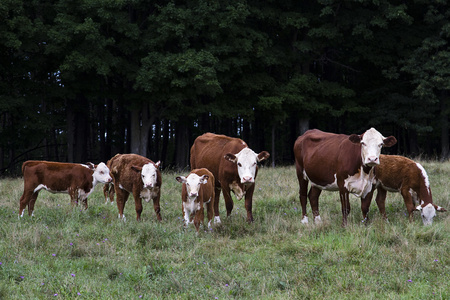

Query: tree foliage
left=0, top=0, right=449, bottom=174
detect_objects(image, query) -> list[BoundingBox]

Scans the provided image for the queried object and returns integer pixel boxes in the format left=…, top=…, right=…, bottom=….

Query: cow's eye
left=379, top=143, right=383, bottom=148
left=237, top=163, right=242, bottom=167
left=361, top=142, right=366, bottom=146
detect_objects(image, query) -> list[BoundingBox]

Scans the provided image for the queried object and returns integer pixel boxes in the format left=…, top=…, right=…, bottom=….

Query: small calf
left=176, top=168, right=215, bottom=232
left=361, top=155, right=446, bottom=225
left=19, top=161, right=112, bottom=217
left=108, top=153, right=162, bottom=221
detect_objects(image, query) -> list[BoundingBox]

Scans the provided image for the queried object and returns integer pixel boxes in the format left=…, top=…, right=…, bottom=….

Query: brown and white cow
left=293, top=128, right=397, bottom=226
left=176, top=168, right=215, bottom=232
left=107, top=153, right=162, bottom=221
left=361, top=154, right=446, bottom=225
left=18, top=160, right=112, bottom=217
left=190, top=133, right=270, bottom=223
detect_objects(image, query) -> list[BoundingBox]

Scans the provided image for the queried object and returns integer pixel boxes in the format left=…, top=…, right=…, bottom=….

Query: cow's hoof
left=301, top=216, right=309, bottom=224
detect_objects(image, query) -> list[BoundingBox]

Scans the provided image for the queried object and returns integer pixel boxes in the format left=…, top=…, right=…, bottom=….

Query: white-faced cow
left=176, top=168, right=215, bottom=232
left=293, top=128, right=397, bottom=226
left=190, top=133, right=270, bottom=223
left=19, top=161, right=112, bottom=217
left=107, top=153, right=162, bottom=221
left=361, top=154, right=446, bottom=225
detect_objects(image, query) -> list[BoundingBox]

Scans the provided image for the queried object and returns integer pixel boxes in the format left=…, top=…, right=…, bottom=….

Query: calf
left=108, top=153, right=162, bottom=221
left=190, top=133, right=270, bottom=223
left=19, top=161, right=112, bottom=217
left=294, top=128, right=397, bottom=226
left=361, top=155, right=446, bottom=225
left=176, top=168, right=215, bottom=232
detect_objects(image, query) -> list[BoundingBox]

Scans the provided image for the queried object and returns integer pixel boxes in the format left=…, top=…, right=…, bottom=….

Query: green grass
left=0, top=163, right=448, bottom=299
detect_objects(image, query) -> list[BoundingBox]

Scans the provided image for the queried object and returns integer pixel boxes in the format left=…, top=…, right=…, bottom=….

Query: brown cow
left=176, top=168, right=215, bottom=232
left=361, top=154, right=446, bottom=225
left=19, top=161, right=112, bottom=217
left=294, top=128, right=397, bottom=226
left=190, top=133, right=270, bottom=223
left=107, top=153, right=162, bottom=221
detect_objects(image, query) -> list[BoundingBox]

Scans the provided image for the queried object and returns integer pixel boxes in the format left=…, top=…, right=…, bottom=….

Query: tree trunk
left=130, top=102, right=154, bottom=157
left=175, top=119, right=189, bottom=169
left=298, top=118, right=309, bottom=136
left=271, top=124, right=276, bottom=168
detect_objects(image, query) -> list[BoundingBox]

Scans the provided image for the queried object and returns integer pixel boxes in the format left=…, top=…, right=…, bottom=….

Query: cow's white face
left=225, top=148, right=270, bottom=184
left=176, top=173, right=209, bottom=200
left=93, top=162, right=112, bottom=183
left=416, top=203, right=436, bottom=226
left=140, top=162, right=160, bottom=189
left=350, top=128, right=397, bottom=167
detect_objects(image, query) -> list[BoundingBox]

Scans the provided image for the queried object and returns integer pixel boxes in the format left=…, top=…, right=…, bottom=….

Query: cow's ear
left=383, top=136, right=397, bottom=147
left=257, top=151, right=270, bottom=162
left=435, top=205, right=446, bottom=212
left=155, top=161, right=161, bottom=168
left=349, top=134, right=361, bottom=144
left=415, top=205, right=423, bottom=211
left=224, top=153, right=237, bottom=163
left=86, top=162, right=95, bottom=169
left=131, top=165, right=142, bottom=172
left=200, top=175, right=209, bottom=184
left=176, top=176, right=186, bottom=184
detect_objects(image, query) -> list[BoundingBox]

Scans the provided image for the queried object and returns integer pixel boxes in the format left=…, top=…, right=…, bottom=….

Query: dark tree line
left=1, top=0, right=449, bottom=175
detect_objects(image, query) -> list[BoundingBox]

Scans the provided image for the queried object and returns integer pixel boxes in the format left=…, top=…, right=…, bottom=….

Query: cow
left=293, top=128, right=397, bottom=226
left=18, top=161, right=112, bottom=217
left=175, top=168, right=215, bottom=232
left=190, top=132, right=270, bottom=223
left=107, top=153, right=162, bottom=221
left=361, top=154, right=446, bottom=225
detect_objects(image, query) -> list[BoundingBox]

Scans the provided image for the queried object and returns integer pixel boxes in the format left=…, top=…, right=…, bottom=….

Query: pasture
left=0, top=163, right=448, bottom=299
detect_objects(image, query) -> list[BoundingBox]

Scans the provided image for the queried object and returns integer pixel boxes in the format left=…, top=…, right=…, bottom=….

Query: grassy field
left=0, top=162, right=448, bottom=299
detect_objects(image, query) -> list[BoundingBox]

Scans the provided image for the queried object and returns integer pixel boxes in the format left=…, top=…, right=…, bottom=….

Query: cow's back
left=375, top=155, right=422, bottom=191
left=22, top=160, right=90, bottom=190
left=190, top=133, right=247, bottom=183
left=294, top=129, right=361, bottom=182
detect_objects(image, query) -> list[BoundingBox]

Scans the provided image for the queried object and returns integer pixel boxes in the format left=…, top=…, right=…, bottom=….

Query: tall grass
left=0, top=163, right=448, bottom=299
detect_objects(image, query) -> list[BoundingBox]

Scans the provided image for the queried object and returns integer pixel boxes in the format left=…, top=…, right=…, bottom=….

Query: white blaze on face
left=360, top=128, right=385, bottom=167
left=141, top=162, right=159, bottom=189
left=176, top=173, right=209, bottom=200
left=416, top=203, right=436, bottom=226
left=228, top=148, right=259, bottom=184
left=93, top=162, right=112, bottom=184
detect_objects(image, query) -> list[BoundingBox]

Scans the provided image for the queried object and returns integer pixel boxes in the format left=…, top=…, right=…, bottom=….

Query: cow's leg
left=81, top=197, right=88, bottom=210
left=374, top=187, right=388, bottom=221
left=206, top=198, right=214, bottom=229
left=221, top=184, right=234, bottom=218
left=27, top=192, right=39, bottom=216
left=244, top=184, right=255, bottom=223
left=298, top=175, right=309, bottom=224
left=339, top=190, right=351, bottom=227
left=308, top=186, right=322, bottom=223
left=115, top=188, right=129, bottom=221
left=193, top=207, right=203, bottom=232
left=400, top=188, right=415, bottom=222
left=133, top=192, right=143, bottom=221
left=103, top=183, right=114, bottom=204
left=152, top=194, right=162, bottom=221
left=19, top=189, right=34, bottom=217
left=361, top=186, right=375, bottom=223
left=213, top=186, right=222, bottom=224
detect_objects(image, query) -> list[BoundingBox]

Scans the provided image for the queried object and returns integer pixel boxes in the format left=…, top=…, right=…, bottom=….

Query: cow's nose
left=366, top=157, right=379, bottom=165
left=189, top=192, right=198, bottom=198
left=242, top=176, right=253, bottom=183
left=145, top=183, right=153, bottom=189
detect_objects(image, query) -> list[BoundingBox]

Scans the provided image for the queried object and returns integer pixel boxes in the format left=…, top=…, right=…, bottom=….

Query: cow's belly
left=304, top=171, right=339, bottom=191
left=34, top=184, right=68, bottom=194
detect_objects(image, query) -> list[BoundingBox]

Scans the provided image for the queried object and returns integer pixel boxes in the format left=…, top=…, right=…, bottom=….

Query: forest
left=1, top=0, right=449, bottom=175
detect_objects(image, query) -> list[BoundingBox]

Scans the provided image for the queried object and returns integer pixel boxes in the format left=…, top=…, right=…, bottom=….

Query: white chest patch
left=229, top=181, right=245, bottom=200
left=140, top=187, right=159, bottom=202
left=344, top=168, right=374, bottom=198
